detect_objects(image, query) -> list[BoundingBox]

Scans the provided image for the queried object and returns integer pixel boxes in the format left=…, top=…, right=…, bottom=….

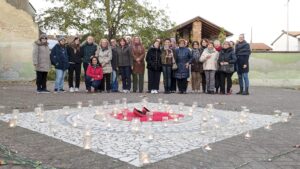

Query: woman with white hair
left=96, top=39, right=112, bottom=92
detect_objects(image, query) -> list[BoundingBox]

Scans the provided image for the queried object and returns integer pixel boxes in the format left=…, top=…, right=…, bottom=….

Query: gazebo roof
left=170, top=16, right=233, bottom=37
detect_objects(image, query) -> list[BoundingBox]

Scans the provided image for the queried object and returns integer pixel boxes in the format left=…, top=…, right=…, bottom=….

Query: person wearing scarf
left=96, top=39, right=112, bottom=92
left=67, top=37, right=81, bottom=92
left=214, top=40, right=222, bottom=94
left=199, top=39, right=209, bottom=93
left=190, top=41, right=202, bottom=93
left=86, top=56, right=103, bottom=93
left=32, top=34, right=51, bottom=93
left=161, top=38, right=175, bottom=94
left=131, top=36, right=145, bottom=93
left=200, top=41, right=219, bottom=94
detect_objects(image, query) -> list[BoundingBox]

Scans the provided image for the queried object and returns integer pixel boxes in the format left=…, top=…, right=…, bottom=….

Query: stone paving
left=0, top=82, right=299, bottom=169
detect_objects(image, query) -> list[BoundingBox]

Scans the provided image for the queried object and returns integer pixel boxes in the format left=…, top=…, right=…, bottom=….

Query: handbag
left=172, top=62, right=178, bottom=70
left=219, top=64, right=234, bottom=73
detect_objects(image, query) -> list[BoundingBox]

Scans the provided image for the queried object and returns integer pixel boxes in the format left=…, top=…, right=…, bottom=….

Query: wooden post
left=192, top=21, right=202, bottom=44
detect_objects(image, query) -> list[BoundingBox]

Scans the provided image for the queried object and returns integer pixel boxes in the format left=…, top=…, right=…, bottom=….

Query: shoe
left=75, top=88, right=79, bottom=92
left=236, top=86, right=243, bottom=95
left=151, top=90, right=155, bottom=94
left=69, top=87, right=74, bottom=93
left=242, top=87, right=250, bottom=95
left=54, top=89, right=59, bottom=93
left=36, top=90, right=42, bottom=94
left=133, top=108, right=147, bottom=117
left=154, top=90, right=159, bottom=94
left=60, top=89, right=66, bottom=93
left=142, top=107, right=150, bottom=114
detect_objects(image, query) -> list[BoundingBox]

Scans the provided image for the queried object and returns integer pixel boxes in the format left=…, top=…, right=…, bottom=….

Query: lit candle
left=188, top=108, right=193, bottom=116
left=204, top=144, right=212, bottom=151
left=83, top=135, right=91, bottom=149
left=264, top=124, right=272, bottom=130
left=9, top=118, right=16, bottom=128
left=139, top=151, right=150, bottom=165
left=244, top=131, right=251, bottom=139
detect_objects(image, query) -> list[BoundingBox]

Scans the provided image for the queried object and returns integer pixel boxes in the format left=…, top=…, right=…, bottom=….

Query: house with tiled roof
left=271, top=30, right=300, bottom=51
left=250, top=43, right=272, bottom=52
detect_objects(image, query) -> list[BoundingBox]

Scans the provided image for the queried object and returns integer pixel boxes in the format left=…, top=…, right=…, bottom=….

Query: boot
left=236, top=86, right=243, bottom=95
left=242, top=87, right=249, bottom=95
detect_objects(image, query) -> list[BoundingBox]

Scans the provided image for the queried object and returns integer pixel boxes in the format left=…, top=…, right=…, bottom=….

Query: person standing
left=131, top=36, right=145, bottom=93
left=116, top=38, right=133, bottom=93
left=86, top=56, right=103, bottom=93
left=170, top=38, right=178, bottom=93
left=190, top=41, right=203, bottom=93
left=214, top=40, right=222, bottom=94
left=110, top=39, right=119, bottom=92
left=199, top=39, right=208, bottom=93
left=50, top=37, right=70, bottom=93
left=161, top=38, right=175, bottom=94
left=218, top=41, right=237, bottom=95
left=67, top=37, right=81, bottom=92
left=146, top=40, right=162, bottom=94
left=96, top=39, right=112, bottom=92
left=174, top=39, right=192, bottom=94
left=32, top=34, right=51, bottom=93
left=200, top=41, right=219, bottom=94
left=235, top=34, right=251, bottom=95
left=80, top=36, right=97, bottom=91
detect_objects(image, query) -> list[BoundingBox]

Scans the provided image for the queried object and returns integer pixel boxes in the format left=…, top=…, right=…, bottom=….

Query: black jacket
left=50, top=44, right=69, bottom=70
left=235, top=41, right=251, bottom=73
left=116, top=45, right=133, bottom=67
left=146, top=47, right=162, bottom=72
left=80, top=42, right=97, bottom=64
left=218, top=47, right=237, bottom=64
left=67, top=46, right=82, bottom=64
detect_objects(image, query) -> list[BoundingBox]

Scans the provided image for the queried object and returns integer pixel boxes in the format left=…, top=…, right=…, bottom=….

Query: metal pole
left=287, top=0, right=290, bottom=51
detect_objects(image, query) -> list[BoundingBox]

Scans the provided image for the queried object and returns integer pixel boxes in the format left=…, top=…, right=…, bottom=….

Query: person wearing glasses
left=32, top=34, right=51, bottom=93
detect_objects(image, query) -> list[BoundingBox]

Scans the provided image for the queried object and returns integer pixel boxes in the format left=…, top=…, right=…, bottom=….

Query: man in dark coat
left=80, top=36, right=98, bottom=90
left=235, top=34, right=251, bottom=95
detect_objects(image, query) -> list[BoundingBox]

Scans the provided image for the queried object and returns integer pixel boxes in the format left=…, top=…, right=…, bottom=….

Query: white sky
left=30, top=0, right=300, bottom=45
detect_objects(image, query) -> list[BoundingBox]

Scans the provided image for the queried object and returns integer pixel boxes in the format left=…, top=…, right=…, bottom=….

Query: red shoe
left=142, top=107, right=150, bottom=114
left=133, top=108, right=147, bottom=117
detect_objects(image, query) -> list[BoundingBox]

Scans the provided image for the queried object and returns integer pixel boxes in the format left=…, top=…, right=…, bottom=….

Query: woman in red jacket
left=86, top=56, right=103, bottom=93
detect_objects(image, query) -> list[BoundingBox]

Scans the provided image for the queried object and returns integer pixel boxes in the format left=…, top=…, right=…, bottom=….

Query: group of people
left=32, top=33, right=251, bottom=95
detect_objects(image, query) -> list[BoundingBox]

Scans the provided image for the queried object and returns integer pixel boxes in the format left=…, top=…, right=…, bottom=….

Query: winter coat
left=50, top=44, right=69, bottom=71
left=86, top=64, right=103, bottom=81
left=96, top=47, right=112, bottom=74
left=146, top=47, right=162, bottom=72
left=80, top=42, right=97, bottom=64
left=200, top=48, right=219, bottom=71
left=131, top=45, right=145, bottom=74
left=161, top=48, right=176, bottom=66
left=116, top=45, right=133, bottom=67
left=174, top=47, right=192, bottom=79
left=111, top=47, right=118, bottom=70
left=218, top=48, right=237, bottom=65
left=190, top=48, right=204, bottom=72
left=32, top=40, right=51, bottom=72
left=67, top=45, right=82, bottom=64
left=235, top=40, right=251, bottom=73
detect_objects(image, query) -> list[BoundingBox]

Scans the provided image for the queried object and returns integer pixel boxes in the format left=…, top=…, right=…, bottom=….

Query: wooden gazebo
left=170, top=16, right=233, bottom=43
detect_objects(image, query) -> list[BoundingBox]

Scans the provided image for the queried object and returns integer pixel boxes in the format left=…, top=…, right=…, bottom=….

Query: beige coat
left=96, top=47, right=113, bottom=74
left=200, top=48, right=219, bottom=71
left=32, top=40, right=51, bottom=72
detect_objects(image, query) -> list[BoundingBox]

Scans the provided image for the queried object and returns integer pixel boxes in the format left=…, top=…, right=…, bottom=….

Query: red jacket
left=86, top=64, right=103, bottom=80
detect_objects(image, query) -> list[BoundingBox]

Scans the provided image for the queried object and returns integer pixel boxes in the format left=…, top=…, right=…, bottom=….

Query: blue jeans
left=238, top=73, right=249, bottom=91
left=162, top=66, right=172, bottom=92
left=86, top=76, right=101, bottom=90
left=119, top=66, right=131, bottom=90
left=54, top=69, right=66, bottom=90
left=111, top=70, right=119, bottom=92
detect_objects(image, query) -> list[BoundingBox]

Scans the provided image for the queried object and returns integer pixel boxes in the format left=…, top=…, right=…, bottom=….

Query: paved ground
left=0, top=82, right=299, bottom=169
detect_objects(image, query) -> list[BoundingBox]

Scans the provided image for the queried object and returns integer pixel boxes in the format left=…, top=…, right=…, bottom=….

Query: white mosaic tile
left=0, top=102, right=282, bottom=167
